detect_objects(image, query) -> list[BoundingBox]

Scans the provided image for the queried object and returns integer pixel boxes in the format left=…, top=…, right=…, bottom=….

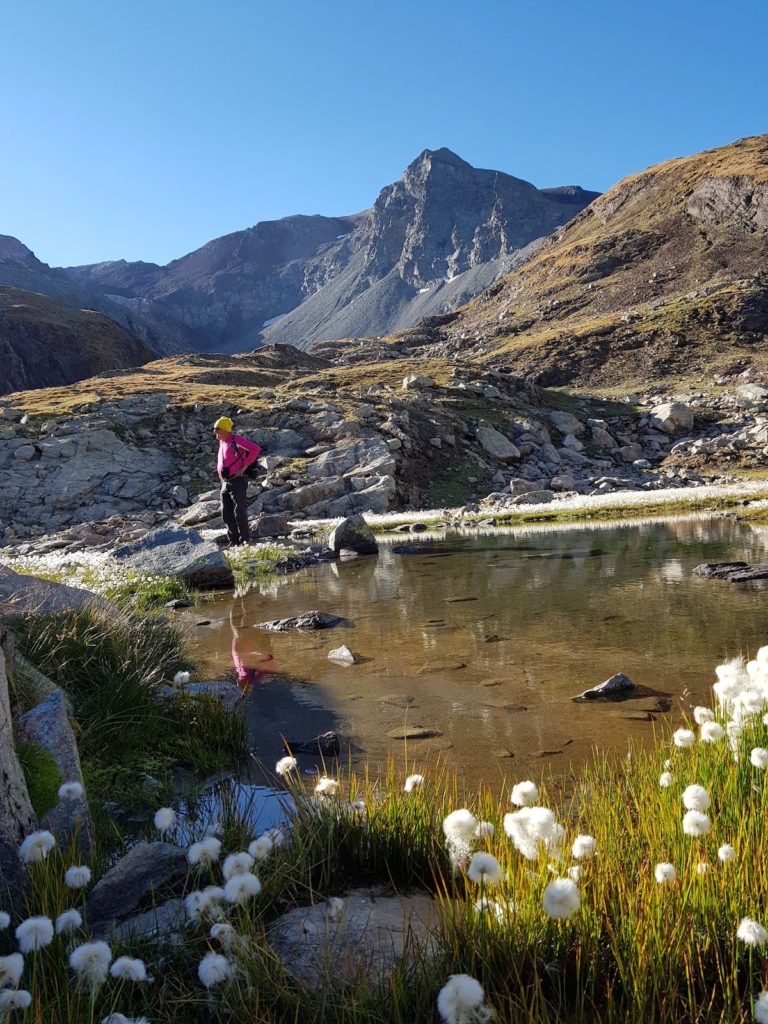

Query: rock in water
left=287, top=731, right=341, bottom=755
left=112, top=526, right=234, bottom=589
left=256, top=610, right=349, bottom=631
left=574, top=673, right=637, bottom=702
left=328, top=645, right=357, bottom=665
left=328, top=515, right=379, bottom=555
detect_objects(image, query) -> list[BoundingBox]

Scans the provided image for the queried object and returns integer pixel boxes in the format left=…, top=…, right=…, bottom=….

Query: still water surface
left=188, top=516, right=768, bottom=794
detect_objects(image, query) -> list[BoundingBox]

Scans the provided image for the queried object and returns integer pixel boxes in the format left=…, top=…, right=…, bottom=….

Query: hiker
left=213, top=416, right=262, bottom=546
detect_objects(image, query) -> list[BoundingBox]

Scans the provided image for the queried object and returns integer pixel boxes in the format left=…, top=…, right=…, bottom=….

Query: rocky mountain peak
left=0, top=235, right=41, bottom=267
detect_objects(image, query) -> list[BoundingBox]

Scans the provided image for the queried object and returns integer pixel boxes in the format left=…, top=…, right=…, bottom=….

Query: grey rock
left=13, top=445, right=36, bottom=461
left=177, top=499, right=222, bottom=526
left=475, top=423, right=520, bottom=461
left=618, top=444, right=644, bottom=462
left=0, top=566, right=107, bottom=618
left=251, top=513, right=290, bottom=538
left=509, top=489, right=554, bottom=505
left=267, top=889, right=440, bottom=989
left=257, top=610, right=350, bottom=631
left=402, top=374, right=436, bottom=390
left=549, top=410, right=585, bottom=437
left=550, top=473, right=575, bottom=491
left=112, top=526, right=234, bottom=589
left=86, top=842, right=188, bottom=930
left=693, top=561, right=768, bottom=582
left=287, top=731, right=341, bottom=755
left=650, top=402, right=694, bottom=434
left=282, top=476, right=346, bottom=512
left=19, top=690, right=92, bottom=852
left=574, top=673, right=637, bottom=702
left=328, top=645, right=357, bottom=665
left=328, top=514, right=379, bottom=555
left=108, top=898, right=185, bottom=945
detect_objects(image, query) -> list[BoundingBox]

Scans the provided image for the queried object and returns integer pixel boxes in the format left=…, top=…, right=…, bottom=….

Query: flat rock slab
left=573, top=673, right=637, bottom=702
left=257, top=611, right=350, bottom=631
left=86, top=842, right=187, bottom=931
left=267, top=889, right=441, bottom=989
left=386, top=725, right=441, bottom=740
left=0, top=566, right=107, bottom=618
left=693, top=561, right=768, bottom=583
left=112, top=526, right=234, bottom=590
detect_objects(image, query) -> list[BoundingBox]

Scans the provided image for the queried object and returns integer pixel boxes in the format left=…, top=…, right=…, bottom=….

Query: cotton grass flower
left=224, top=872, right=262, bottom=904
left=693, top=706, right=714, bottom=724
left=655, top=862, right=677, bottom=884
left=696, top=862, right=710, bottom=875
left=543, top=877, right=580, bottom=920
left=404, top=773, right=424, bottom=793
left=222, top=852, right=254, bottom=880
left=682, top=784, right=710, bottom=811
left=314, top=776, right=339, bottom=798
left=504, top=806, right=559, bottom=861
left=474, top=821, right=495, bottom=839
left=198, top=951, right=233, bottom=988
left=275, top=756, right=297, bottom=776
left=55, top=909, right=83, bottom=934
left=248, top=835, right=273, bottom=861
left=64, top=865, right=92, bottom=889
left=737, top=917, right=768, bottom=947
left=510, top=780, right=539, bottom=806
left=0, top=954, right=24, bottom=989
left=0, top=912, right=9, bottom=931
left=751, top=747, right=768, bottom=769
left=0, top=990, right=32, bottom=1013
left=184, top=887, right=225, bottom=923
left=187, top=836, right=222, bottom=866
left=101, top=1016, right=151, bottom=1024
left=69, top=941, right=112, bottom=988
left=443, top=809, right=478, bottom=842
left=110, top=957, right=151, bottom=982
left=467, top=852, right=503, bottom=885
left=15, top=916, right=53, bottom=952
left=700, top=721, right=725, bottom=742
left=572, top=834, right=596, bottom=860
left=153, top=807, right=177, bottom=832
left=210, top=923, right=238, bottom=951
left=754, top=991, right=768, bottom=1024
left=567, top=865, right=581, bottom=882
left=19, top=830, right=55, bottom=865
left=673, top=728, right=695, bottom=748
left=682, top=810, right=712, bottom=836
left=437, top=973, right=489, bottom=1024
left=659, top=771, right=673, bottom=788
left=173, top=670, right=190, bottom=686
left=718, top=843, right=736, bottom=863
left=58, top=781, right=84, bottom=800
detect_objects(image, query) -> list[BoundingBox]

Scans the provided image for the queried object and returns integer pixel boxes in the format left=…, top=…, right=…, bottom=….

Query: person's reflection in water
left=230, top=610, right=276, bottom=691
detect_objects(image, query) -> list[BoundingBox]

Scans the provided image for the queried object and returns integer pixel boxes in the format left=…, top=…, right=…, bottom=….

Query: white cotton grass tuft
left=0, top=912, right=9, bottom=931
left=673, top=728, right=695, bottom=748
left=572, top=834, right=596, bottom=860
left=751, top=747, right=768, bottom=770
left=222, top=852, right=255, bottom=880
left=315, top=776, right=339, bottom=798
left=696, top=862, right=710, bottom=875
left=69, top=940, right=112, bottom=988
left=263, top=826, right=288, bottom=848
left=64, top=865, right=92, bottom=889
left=58, top=781, right=84, bottom=800
left=755, top=991, right=768, bottom=1024
left=210, top=923, right=238, bottom=951
left=700, top=721, right=726, bottom=743
left=56, top=908, right=83, bottom=934
left=248, top=835, right=274, bottom=862
left=0, top=953, right=24, bottom=989
left=442, top=809, right=479, bottom=842
left=173, top=670, right=190, bottom=686
left=15, top=916, right=54, bottom=952
left=682, top=784, right=710, bottom=811
left=101, top=1015, right=151, bottom=1024
left=404, top=774, right=425, bottom=793
left=542, top=877, right=580, bottom=920
left=510, top=780, right=539, bottom=807
left=109, top=957, right=151, bottom=983
left=655, top=862, right=677, bottom=884
left=659, top=771, right=673, bottom=788
left=467, top=852, right=503, bottom=885
left=184, top=887, right=225, bottom=923
left=718, top=843, right=736, bottom=863
left=224, top=872, right=262, bottom=904
left=436, top=973, right=489, bottom=1024
left=153, top=807, right=177, bottom=833
left=503, top=806, right=559, bottom=861
left=682, top=810, right=712, bottom=837
left=187, top=836, right=222, bottom=866
left=693, top=706, right=714, bottom=725
left=0, top=991, right=32, bottom=1013
left=474, top=821, right=495, bottom=839
left=567, top=865, right=581, bottom=883
left=198, top=951, right=233, bottom=988
left=737, top=916, right=768, bottom=947
left=275, top=756, right=297, bottom=776
left=19, top=830, right=56, bottom=865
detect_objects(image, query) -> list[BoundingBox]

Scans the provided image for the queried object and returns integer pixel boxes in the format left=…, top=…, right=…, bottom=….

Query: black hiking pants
left=221, top=476, right=250, bottom=545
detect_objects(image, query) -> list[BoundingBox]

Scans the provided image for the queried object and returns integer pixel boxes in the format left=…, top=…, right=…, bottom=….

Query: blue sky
left=2, top=0, right=766, bottom=267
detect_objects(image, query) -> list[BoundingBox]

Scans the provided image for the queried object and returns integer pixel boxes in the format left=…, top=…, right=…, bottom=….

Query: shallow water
left=188, top=516, right=768, bottom=793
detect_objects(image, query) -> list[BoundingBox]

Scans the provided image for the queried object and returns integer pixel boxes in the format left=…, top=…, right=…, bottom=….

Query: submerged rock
left=693, top=561, right=768, bottom=582
left=287, top=731, right=341, bottom=755
left=257, top=610, right=350, bottom=631
left=574, top=673, right=637, bottom=702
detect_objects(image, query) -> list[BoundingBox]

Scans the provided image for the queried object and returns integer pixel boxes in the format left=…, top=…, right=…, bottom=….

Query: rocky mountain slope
left=409, top=135, right=768, bottom=389
left=59, top=150, right=597, bottom=353
left=0, top=288, right=154, bottom=394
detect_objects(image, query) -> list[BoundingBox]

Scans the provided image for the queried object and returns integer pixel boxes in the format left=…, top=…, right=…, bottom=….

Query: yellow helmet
left=213, top=416, right=234, bottom=432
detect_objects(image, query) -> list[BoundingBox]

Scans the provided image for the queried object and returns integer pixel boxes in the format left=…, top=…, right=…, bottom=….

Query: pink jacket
left=217, top=434, right=262, bottom=480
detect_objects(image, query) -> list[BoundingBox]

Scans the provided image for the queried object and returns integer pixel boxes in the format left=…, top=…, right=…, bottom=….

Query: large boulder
left=650, top=402, right=694, bottom=435
left=87, top=842, right=188, bottom=934
left=281, top=477, right=346, bottom=512
left=328, top=515, right=379, bottom=555
left=475, top=423, right=520, bottom=461
left=112, top=526, right=234, bottom=589
left=0, top=566, right=107, bottom=619
left=548, top=411, right=585, bottom=437
left=0, top=636, right=36, bottom=904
